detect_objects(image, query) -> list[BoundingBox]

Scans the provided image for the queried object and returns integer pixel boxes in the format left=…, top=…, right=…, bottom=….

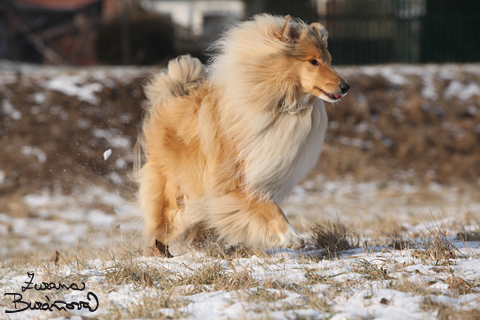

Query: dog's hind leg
left=206, top=191, right=305, bottom=249
left=139, top=162, right=182, bottom=256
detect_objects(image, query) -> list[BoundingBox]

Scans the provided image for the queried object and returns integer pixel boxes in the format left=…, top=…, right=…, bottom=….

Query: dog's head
left=279, top=16, right=350, bottom=103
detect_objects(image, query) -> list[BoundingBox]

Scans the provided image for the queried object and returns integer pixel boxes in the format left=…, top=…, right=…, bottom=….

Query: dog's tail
left=133, top=55, right=204, bottom=192
left=144, top=55, right=204, bottom=108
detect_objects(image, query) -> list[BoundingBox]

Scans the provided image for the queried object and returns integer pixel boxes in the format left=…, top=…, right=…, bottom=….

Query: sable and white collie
left=137, top=14, right=349, bottom=255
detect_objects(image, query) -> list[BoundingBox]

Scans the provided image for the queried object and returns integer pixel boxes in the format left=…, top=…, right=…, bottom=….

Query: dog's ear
left=310, top=22, right=328, bottom=44
left=280, top=15, right=303, bottom=43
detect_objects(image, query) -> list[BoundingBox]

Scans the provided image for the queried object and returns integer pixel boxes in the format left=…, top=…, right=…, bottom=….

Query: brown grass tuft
left=421, top=296, right=480, bottom=320
left=456, top=228, right=480, bottom=242
left=413, top=227, right=460, bottom=265
left=311, top=221, right=359, bottom=258
left=388, top=231, right=413, bottom=250
left=176, top=261, right=258, bottom=292
left=351, top=259, right=394, bottom=280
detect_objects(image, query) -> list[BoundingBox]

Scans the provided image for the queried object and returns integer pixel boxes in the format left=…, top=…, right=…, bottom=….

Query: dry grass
left=300, top=289, right=332, bottom=315
left=389, top=277, right=442, bottom=296
left=204, top=243, right=267, bottom=259
left=382, top=220, right=464, bottom=264
left=302, top=266, right=330, bottom=284
left=311, top=221, right=360, bottom=258
left=421, top=296, right=480, bottom=320
left=388, top=230, right=414, bottom=250
left=103, top=258, right=168, bottom=287
left=175, top=261, right=259, bottom=292
left=413, top=228, right=460, bottom=265
left=110, top=299, right=170, bottom=319
left=1, top=214, right=479, bottom=319
left=456, top=226, right=480, bottom=242
left=108, top=291, right=190, bottom=319
left=351, top=259, right=394, bottom=280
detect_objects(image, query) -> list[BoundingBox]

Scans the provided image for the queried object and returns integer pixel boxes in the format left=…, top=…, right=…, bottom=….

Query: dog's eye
left=309, top=60, right=319, bottom=66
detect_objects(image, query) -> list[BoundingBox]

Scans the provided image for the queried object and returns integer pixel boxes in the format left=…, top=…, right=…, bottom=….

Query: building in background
left=0, top=0, right=244, bottom=65
left=0, top=0, right=479, bottom=65
left=0, top=0, right=119, bottom=65
left=141, top=0, right=245, bottom=49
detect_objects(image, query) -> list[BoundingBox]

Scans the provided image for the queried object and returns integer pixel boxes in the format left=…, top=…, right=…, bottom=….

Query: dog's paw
left=278, top=225, right=307, bottom=250
left=152, top=239, right=174, bottom=258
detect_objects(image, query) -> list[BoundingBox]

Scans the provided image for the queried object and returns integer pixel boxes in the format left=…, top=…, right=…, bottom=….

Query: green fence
left=264, top=0, right=480, bottom=64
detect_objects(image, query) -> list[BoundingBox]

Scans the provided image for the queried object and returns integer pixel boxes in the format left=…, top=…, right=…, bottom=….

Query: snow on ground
left=340, top=64, right=480, bottom=102
left=0, top=187, right=141, bottom=260
left=1, top=241, right=479, bottom=319
left=1, top=178, right=479, bottom=319
left=2, top=61, right=480, bottom=104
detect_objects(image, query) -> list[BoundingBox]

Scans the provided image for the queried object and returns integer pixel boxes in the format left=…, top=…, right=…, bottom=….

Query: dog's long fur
left=137, top=14, right=349, bottom=252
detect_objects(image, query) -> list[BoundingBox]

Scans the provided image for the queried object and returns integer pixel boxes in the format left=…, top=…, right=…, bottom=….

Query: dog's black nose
left=339, top=82, right=350, bottom=94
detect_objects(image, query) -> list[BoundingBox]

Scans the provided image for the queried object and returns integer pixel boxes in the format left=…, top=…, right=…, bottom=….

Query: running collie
left=137, top=14, right=349, bottom=255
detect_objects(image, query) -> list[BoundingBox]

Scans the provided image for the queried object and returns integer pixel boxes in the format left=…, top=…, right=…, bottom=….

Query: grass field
left=1, top=179, right=479, bottom=319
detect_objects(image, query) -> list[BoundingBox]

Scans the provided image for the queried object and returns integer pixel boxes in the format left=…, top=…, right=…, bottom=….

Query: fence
left=263, top=0, right=480, bottom=65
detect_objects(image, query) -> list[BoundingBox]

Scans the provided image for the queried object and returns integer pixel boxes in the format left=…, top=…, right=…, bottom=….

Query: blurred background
left=0, top=0, right=480, bottom=259
left=1, top=0, right=479, bottom=66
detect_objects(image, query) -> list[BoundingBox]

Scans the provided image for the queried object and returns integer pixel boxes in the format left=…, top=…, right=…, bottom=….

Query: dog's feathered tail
left=134, top=55, right=204, bottom=203
left=144, top=55, right=205, bottom=108
left=136, top=54, right=204, bottom=165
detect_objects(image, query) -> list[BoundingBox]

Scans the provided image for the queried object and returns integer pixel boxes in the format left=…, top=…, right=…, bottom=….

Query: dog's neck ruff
left=280, top=93, right=313, bottom=115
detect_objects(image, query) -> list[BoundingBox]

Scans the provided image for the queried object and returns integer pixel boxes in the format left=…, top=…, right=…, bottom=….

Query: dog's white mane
left=207, top=14, right=328, bottom=203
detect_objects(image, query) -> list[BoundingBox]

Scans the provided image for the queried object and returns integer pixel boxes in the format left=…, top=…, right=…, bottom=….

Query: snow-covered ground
left=0, top=187, right=141, bottom=260
left=2, top=245, right=480, bottom=320
left=1, top=178, right=479, bottom=320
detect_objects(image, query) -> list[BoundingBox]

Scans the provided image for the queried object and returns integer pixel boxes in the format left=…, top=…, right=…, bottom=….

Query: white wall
left=142, top=0, right=245, bottom=35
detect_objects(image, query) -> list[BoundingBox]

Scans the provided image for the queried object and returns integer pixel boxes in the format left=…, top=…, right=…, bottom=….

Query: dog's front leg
left=206, top=191, right=305, bottom=249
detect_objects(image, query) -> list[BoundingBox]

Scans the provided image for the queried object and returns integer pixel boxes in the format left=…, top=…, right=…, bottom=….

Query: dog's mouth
left=315, top=87, right=342, bottom=101
left=328, top=92, right=342, bottom=100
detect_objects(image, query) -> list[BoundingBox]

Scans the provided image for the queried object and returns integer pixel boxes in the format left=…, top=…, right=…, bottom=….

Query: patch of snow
left=45, top=75, right=103, bottom=104
left=21, top=145, right=47, bottom=163
left=103, top=149, right=112, bottom=161
left=31, top=92, right=45, bottom=104
left=381, top=66, right=407, bottom=86
left=115, top=157, right=127, bottom=169
left=329, top=120, right=339, bottom=129
left=119, top=113, right=132, bottom=124
left=467, top=105, right=478, bottom=116
left=93, top=129, right=131, bottom=149
left=87, top=209, right=116, bottom=227
left=444, top=80, right=480, bottom=101
left=2, top=99, right=22, bottom=120
left=0, top=223, right=9, bottom=234
left=337, top=136, right=372, bottom=149
left=77, top=118, right=90, bottom=129
left=108, top=172, right=123, bottom=184
left=420, top=71, right=438, bottom=100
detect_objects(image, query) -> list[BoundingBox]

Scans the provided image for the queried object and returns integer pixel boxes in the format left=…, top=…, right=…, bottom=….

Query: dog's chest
left=244, top=102, right=328, bottom=202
